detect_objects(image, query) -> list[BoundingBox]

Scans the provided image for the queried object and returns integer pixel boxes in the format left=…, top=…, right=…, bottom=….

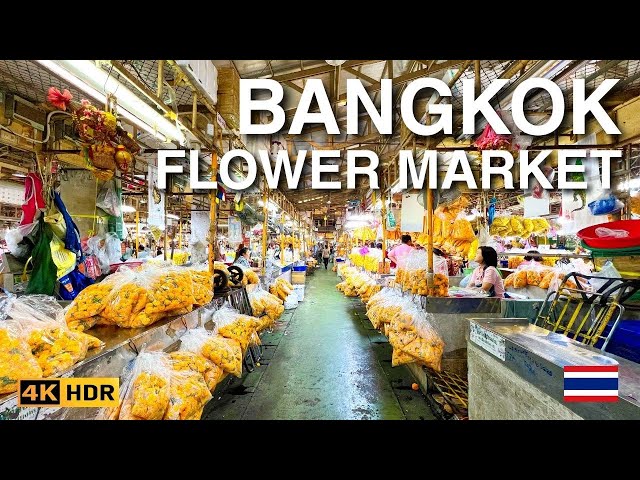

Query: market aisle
left=203, top=267, right=435, bottom=420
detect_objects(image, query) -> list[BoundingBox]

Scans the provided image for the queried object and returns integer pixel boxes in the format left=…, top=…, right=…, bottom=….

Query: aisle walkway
left=202, top=267, right=434, bottom=420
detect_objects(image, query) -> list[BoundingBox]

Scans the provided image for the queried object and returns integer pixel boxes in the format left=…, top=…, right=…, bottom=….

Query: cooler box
left=292, top=265, right=307, bottom=284
left=293, top=284, right=305, bottom=302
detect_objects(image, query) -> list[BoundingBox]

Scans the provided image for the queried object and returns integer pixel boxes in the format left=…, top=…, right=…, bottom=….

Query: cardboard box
left=291, top=271, right=306, bottom=285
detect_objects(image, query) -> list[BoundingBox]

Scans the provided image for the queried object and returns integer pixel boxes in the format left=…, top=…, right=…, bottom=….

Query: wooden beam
left=342, top=66, right=378, bottom=85
left=284, top=60, right=466, bottom=118
left=499, top=60, right=530, bottom=80
left=271, top=60, right=381, bottom=83
left=283, top=80, right=304, bottom=94
left=0, top=161, right=28, bottom=173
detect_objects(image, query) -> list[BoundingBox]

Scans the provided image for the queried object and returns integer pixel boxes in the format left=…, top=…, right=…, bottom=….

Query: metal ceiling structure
left=1, top=59, right=640, bottom=228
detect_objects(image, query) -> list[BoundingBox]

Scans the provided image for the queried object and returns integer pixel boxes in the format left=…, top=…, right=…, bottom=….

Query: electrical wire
left=0, top=110, right=72, bottom=144
left=127, top=61, right=156, bottom=93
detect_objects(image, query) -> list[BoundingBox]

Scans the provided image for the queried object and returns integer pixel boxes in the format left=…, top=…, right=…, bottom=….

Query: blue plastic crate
left=595, top=319, right=640, bottom=364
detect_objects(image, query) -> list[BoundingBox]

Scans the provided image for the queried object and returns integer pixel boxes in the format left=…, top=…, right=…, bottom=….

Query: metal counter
left=468, top=318, right=640, bottom=419
left=418, top=296, right=502, bottom=375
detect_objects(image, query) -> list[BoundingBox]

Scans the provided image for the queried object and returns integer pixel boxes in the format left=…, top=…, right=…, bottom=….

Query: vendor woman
left=470, top=246, right=505, bottom=298
left=234, top=246, right=252, bottom=268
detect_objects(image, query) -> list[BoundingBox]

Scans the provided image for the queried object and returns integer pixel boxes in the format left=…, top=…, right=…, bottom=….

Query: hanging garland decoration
left=46, top=89, right=140, bottom=176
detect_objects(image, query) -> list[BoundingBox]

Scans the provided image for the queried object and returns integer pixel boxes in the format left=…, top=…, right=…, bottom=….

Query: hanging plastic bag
left=4, top=223, right=37, bottom=259
left=588, top=193, right=617, bottom=216
left=387, top=302, right=444, bottom=371
left=49, top=234, right=77, bottom=279
left=20, top=172, right=46, bottom=226
left=387, top=209, right=396, bottom=228
left=105, top=232, right=123, bottom=265
left=96, top=179, right=121, bottom=217
left=53, top=191, right=82, bottom=254
left=25, top=219, right=57, bottom=296
left=58, top=268, right=94, bottom=301
left=78, top=254, right=101, bottom=280
left=44, top=205, right=67, bottom=239
left=86, top=234, right=110, bottom=275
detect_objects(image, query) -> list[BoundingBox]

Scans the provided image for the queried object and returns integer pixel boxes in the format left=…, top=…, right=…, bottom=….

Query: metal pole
left=135, top=208, right=140, bottom=259
left=280, top=212, right=286, bottom=267
left=426, top=188, right=434, bottom=277
left=164, top=194, right=168, bottom=261
left=178, top=216, right=183, bottom=250
left=157, top=61, right=164, bottom=98
left=208, top=151, right=219, bottom=273
left=262, top=181, right=268, bottom=276
left=192, top=94, right=198, bottom=132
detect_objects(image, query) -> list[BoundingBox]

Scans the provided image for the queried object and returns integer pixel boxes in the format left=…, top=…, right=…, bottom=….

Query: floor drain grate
left=428, top=370, right=468, bottom=420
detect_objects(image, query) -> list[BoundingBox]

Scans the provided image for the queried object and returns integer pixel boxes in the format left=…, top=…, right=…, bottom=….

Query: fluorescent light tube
left=37, top=60, right=185, bottom=145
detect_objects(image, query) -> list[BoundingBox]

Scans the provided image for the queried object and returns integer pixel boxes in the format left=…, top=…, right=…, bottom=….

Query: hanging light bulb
left=325, top=60, right=347, bottom=66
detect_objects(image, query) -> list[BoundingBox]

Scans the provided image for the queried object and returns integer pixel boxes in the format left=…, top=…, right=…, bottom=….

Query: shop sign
left=147, top=165, right=165, bottom=228
left=470, top=323, right=505, bottom=361
left=400, top=192, right=424, bottom=232
left=228, top=216, right=243, bottom=244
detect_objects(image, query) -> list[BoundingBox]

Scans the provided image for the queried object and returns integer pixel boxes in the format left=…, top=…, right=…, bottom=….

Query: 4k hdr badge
left=18, top=378, right=119, bottom=407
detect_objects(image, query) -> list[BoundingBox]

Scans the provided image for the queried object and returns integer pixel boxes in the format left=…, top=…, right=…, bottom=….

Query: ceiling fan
left=415, top=185, right=463, bottom=208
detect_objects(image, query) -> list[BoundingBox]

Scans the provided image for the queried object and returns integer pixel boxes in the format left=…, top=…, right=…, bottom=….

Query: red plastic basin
left=576, top=219, right=640, bottom=249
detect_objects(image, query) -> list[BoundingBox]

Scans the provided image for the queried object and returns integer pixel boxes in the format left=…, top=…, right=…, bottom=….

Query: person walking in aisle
left=322, top=244, right=330, bottom=269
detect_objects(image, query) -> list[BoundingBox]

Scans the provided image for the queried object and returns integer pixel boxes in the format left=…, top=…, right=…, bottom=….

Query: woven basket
left=90, top=150, right=116, bottom=171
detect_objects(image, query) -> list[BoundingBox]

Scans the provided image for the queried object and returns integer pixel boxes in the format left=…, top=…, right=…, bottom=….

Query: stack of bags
left=504, top=266, right=578, bottom=291
left=247, top=285, right=285, bottom=328
left=101, top=351, right=213, bottom=421
left=489, top=216, right=550, bottom=238
left=101, top=303, right=263, bottom=420
left=269, top=278, right=294, bottom=301
left=64, top=265, right=213, bottom=332
left=364, top=290, right=444, bottom=371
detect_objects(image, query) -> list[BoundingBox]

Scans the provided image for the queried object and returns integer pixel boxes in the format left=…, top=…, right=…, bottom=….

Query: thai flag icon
left=563, top=365, right=619, bottom=402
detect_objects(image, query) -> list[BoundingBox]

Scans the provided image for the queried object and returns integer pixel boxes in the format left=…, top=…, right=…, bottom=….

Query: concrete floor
left=202, top=266, right=435, bottom=420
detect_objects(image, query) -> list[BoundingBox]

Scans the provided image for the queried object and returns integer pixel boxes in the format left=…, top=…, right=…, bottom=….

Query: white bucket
left=293, top=284, right=305, bottom=302
left=284, top=292, right=299, bottom=310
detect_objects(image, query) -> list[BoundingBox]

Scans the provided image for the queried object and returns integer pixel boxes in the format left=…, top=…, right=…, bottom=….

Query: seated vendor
left=470, top=246, right=505, bottom=298
left=518, top=249, right=543, bottom=268
left=234, top=246, right=252, bottom=268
